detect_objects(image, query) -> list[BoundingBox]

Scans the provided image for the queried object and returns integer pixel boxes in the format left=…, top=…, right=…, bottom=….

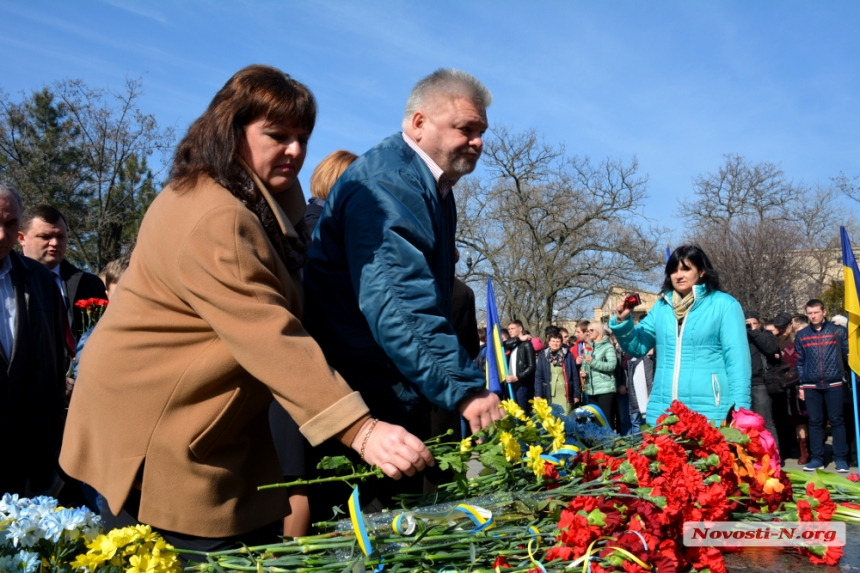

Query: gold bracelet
left=359, top=418, right=379, bottom=462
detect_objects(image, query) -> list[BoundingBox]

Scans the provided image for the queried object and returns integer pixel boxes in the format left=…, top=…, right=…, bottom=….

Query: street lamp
left=465, top=251, right=474, bottom=271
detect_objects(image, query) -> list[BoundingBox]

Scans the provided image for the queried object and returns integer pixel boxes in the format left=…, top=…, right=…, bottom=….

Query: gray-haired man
left=303, top=70, right=501, bottom=513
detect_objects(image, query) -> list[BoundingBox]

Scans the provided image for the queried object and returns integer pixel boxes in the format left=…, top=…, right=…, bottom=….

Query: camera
left=623, top=293, right=641, bottom=309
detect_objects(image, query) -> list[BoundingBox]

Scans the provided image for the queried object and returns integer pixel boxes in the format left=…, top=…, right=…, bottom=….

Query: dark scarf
left=217, top=163, right=311, bottom=273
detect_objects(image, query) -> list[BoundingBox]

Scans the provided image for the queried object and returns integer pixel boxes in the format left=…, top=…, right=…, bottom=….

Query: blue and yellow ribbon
left=578, top=405, right=609, bottom=427
left=390, top=504, right=494, bottom=535
left=348, top=485, right=373, bottom=556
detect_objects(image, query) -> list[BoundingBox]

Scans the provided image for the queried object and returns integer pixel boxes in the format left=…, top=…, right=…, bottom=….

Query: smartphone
left=623, top=293, right=641, bottom=309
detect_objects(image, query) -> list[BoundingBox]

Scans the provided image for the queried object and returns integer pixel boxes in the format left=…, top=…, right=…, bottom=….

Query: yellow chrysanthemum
left=500, top=399, right=527, bottom=421
left=531, top=397, right=552, bottom=422
left=541, top=416, right=566, bottom=452
left=525, top=444, right=544, bottom=478
left=460, top=438, right=472, bottom=453
left=499, top=431, right=522, bottom=462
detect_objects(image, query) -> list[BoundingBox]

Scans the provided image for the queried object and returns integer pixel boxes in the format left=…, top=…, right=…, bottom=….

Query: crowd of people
left=1, top=63, right=856, bottom=562
left=475, top=246, right=857, bottom=475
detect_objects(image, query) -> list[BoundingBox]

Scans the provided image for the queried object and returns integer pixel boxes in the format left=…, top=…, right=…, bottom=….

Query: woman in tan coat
left=60, top=65, right=432, bottom=551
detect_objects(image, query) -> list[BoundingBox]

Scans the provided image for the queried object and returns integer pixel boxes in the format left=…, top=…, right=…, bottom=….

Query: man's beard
left=447, top=148, right=481, bottom=177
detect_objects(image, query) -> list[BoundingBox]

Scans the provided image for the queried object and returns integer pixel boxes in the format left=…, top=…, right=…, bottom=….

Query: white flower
left=5, top=517, right=39, bottom=548
left=0, top=555, right=16, bottom=572
left=13, top=550, right=40, bottom=573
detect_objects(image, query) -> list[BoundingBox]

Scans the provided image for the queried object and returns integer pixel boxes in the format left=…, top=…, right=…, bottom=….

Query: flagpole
left=853, top=372, right=860, bottom=468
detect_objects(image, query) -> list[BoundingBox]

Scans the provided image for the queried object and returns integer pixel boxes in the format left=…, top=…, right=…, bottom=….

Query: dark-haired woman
left=60, top=65, right=431, bottom=551
left=608, top=245, right=750, bottom=425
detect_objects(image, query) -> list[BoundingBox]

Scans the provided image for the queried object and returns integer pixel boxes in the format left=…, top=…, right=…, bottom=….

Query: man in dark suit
left=18, top=204, right=107, bottom=338
left=0, top=183, right=66, bottom=496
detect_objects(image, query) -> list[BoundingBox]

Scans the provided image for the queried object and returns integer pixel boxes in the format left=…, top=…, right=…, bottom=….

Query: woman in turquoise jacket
left=609, top=245, right=750, bottom=425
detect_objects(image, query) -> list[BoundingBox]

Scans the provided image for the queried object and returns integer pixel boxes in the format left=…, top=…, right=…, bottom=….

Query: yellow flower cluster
left=525, top=445, right=545, bottom=480
left=531, top=397, right=566, bottom=452
left=531, top=397, right=553, bottom=422
left=499, top=431, right=522, bottom=462
left=70, top=524, right=180, bottom=573
left=460, top=438, right=472, bottom=453
left=500, top=399, right=534, bottom=428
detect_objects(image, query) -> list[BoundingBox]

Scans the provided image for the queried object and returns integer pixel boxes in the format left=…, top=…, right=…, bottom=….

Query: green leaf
left=718, top=426, right=750, bottom=444
left=317, top=456, right=357, bottom=474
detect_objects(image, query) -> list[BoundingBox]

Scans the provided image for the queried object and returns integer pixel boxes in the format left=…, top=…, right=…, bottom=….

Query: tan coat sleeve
left=177, top=204, right=368, bottom=445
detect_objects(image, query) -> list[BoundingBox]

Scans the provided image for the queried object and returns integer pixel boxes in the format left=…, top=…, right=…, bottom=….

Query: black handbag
left=762, top=362, right=799, bottom=395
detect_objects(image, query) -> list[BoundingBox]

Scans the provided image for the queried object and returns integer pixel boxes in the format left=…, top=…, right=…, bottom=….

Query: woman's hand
left=575, top=355, right=584, bottom=365
left=351, top=419, right=434, bottom=479
left=505, top=375, right=518, bottom=383
left=616, top=301, right=631, bottom=322
left=585, top=355, right=593, bottom=363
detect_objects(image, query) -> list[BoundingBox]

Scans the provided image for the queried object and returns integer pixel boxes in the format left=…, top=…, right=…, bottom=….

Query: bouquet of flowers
left=0, top=494, right=180, bottom=573
left=197, top=398, right=853, bottom=573
left=73, top=298, right=109, bottom=333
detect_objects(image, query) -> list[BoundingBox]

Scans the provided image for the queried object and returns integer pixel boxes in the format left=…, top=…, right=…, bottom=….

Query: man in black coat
left=745, top=311, right=782, bottom=449
left=0, top=184, right=66, bottom=496
left=504, top=320, right=537, bottom=413
left=18, top=204, right=107, bottom=338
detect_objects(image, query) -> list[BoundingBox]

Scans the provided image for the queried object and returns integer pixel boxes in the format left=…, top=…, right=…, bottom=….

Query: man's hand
left=65, top=377, right=75, bottom=401
left=617, top=385, right=628, bottom=395
left=351, top=419, right=434, bottom=480
left=505, top=375, right=518, bottom=383
left=799, top=388, right=805, bottom=401
left=458, top=390, right=504, bottom=434
left=519, top=333, right=532, bottom=341
left=575, top=355, right=584, bottom=365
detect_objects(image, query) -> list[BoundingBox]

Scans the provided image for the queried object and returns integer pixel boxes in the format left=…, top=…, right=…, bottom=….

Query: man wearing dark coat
left=303, top=69, right=502, bottom=515
left=18, top=204, right=108, bottom=338
left=0, top=183, right=66, bottom=496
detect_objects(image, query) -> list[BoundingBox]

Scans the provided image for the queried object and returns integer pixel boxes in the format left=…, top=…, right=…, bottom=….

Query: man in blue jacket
left=795, top=299, right=850, bottom=472
left=304, top=69, right=502, bottom=450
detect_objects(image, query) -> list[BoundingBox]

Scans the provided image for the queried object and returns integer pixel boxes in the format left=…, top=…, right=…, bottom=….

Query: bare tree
left=0, top=78, right=174, bottom=270
left=457, top=126, right=664, bottom=334
left=679, top=153, right=799, bottom=225
left=683, top=156, right=848, bottom=315
left=692, top=217, right=807, bottom=317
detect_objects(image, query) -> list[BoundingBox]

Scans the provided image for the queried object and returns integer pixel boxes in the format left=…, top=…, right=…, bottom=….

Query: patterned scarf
left=673, top=290, right=696, bottom=323
left=548, top=347, right=566, bottom=367
left=218, top=163, right=311, bottom=273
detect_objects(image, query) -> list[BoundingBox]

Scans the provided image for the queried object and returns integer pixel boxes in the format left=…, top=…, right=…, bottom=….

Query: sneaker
left=803, top=459, right=825, bottom=471
left=835, top=460, right=851, bottom=473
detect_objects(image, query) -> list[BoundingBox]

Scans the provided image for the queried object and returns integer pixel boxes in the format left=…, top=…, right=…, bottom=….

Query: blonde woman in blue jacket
left=609, top=245, right=751, bottom=425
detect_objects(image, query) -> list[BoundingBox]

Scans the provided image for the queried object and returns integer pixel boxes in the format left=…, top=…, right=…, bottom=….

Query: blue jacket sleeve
left=795, top=330, right=806, bottom=381
left=720, top=297, right=752, bottom=410
left=339, top=177, right=484, bottom=410
left=610, top=310, right=657, bottom=358
left=534, top=355, right=548, bottom=399
left=566, top=352, right=581, bottom=401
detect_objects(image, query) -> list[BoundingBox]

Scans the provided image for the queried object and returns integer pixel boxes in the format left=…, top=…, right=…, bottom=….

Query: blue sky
left=2, top=0, right=859, bottom=239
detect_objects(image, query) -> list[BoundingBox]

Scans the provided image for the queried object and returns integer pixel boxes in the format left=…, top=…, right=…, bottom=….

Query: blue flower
left=5, top=517, right=39, bottom=548
left=13, top=550, right=40, bottom=573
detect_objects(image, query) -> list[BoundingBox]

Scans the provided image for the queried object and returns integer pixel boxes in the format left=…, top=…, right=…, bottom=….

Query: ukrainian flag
left=485, top=277, right=510, bottom=397
left=840, top=226, right=860, bottom=375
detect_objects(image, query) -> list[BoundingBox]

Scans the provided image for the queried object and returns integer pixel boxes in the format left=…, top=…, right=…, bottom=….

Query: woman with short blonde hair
left=305, top=150, right=357, bottom=234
